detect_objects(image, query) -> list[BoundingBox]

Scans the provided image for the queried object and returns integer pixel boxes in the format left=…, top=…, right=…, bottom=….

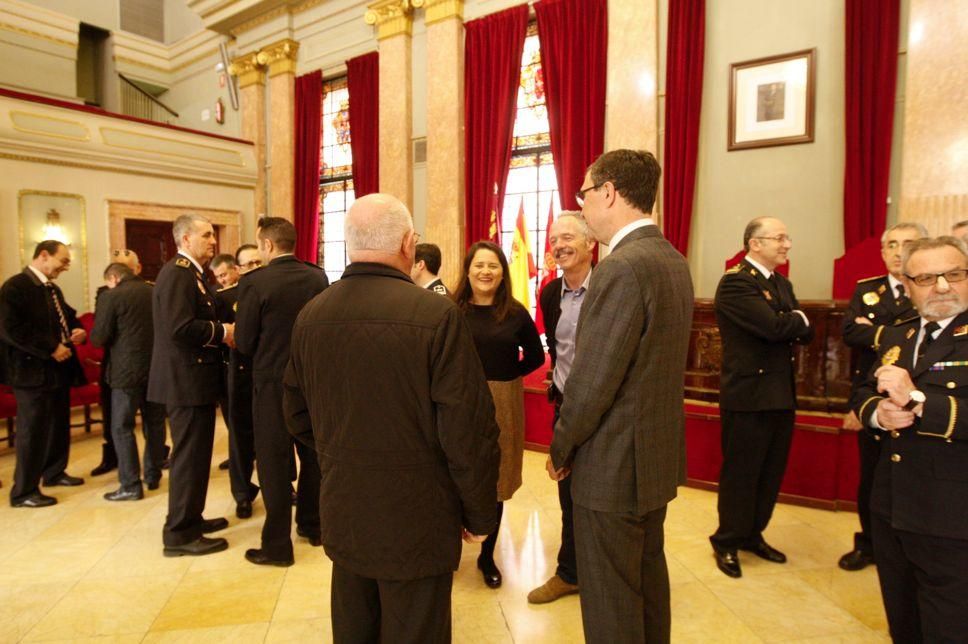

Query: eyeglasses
left=241, top=259, right=262, bottom=269
left=753, top=235, right=793, bottom=244
left=575, top=182, right=607, bottom=206
left=905, top=269, right=968, bottom=287
left=112, top=249, right=132, bottom=257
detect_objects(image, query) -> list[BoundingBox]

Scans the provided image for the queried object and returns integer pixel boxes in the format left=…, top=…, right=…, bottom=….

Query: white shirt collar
left=27, top=265, right=49, bottom=284
left=177, top=250, right=205, bottom=274
left=744, top=255, right=773, bottom=279
left=922, top=316, right=955, bottom=335
left=608, top=218, right=655, bottom=249
left=887, top=274, right=904, bottom=294
left=419, top=276, right=439, bottom=289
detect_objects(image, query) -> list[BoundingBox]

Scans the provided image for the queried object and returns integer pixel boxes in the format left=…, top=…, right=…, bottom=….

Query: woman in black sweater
left=454, top=241, right=545, bottom=588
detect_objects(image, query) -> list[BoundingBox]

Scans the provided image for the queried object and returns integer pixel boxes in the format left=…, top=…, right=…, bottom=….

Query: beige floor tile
left=36, top=502, right=157, bottom=541
left=30, top=635, right=146, bottom=644
left=500, top=595, right=584, bottom=643
left=452, top=600, right=514, bottom=643
left=143, top=622, right=269, bottom=643
left=83, top=535, right=194, bottom=580
left=672, top=581, right=763, bottom=643
left=796, top=568, right=889, bottom=632
left=0, top=581, right=75, bottom=643
left=775, top=630, right=891, bottom=643
left=264, top=618, right=332, bottom=643
left=272, top=562, right=332, bottom=621
left=0, top=538, right=117, bottom=585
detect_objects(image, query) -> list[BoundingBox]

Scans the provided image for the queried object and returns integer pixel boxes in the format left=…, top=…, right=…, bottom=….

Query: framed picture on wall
left=728, top=48, right=816, bottom=151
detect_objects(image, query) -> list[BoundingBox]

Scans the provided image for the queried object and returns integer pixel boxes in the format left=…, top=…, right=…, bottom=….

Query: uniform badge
left=233, top=302, right=238, bottom=312
left=877, top=284, right=887, bottom=294
left=196, top=280, right=206, bottom=295
left=906, top=328, right=916, bottom=339
left=750, top=268, right=758, bottom=276
left=862, top=292, right=880, bottom=306
left=762, top=290, right=772, bottom=301
left=868, top=312, right=875, bottom=319
left=954, top=325, right=968, bottom=337
left=882, top=346, right=901, bottom=366
left=175, top=257, right=190, bottom=268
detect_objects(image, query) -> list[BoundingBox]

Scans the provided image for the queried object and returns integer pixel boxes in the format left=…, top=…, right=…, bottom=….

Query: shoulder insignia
left=762, top=289, right=772, bottom=301
left=750, top=268, right=758, bottom=276
left=175, top=257, right=191, bottom=268
left=882, top=346, right=901, bottom=366
left=433, top=284, right=448, bottom=295
left=233, top=302, right=238, bottom=312
left=857, top=274, right=887, bottom=284
left=954, top=325, right=968, bottom=337
left=242, top=265, right=264, bottom=276
left=877, top=284, right=887, bottom=294
left=862, top=291, right=880, bottom=306
left=724, top=265, right=741, bottom=274
left=906, top=327, right=917, bottom=339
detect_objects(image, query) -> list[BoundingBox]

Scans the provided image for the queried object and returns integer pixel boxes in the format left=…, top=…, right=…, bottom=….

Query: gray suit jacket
left=550, top=224, right=694, bottom=515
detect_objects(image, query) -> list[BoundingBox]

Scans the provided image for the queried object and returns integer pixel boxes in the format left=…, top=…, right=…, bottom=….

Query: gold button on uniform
left=890, top=431, right=900, bottom=439
left=891, top=453, right=901, bottom=463
left=947, top=381, right=957, bottom=389
left=758, top=368, right=764, bottom=374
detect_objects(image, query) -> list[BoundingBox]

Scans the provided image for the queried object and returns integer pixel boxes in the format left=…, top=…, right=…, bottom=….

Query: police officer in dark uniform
left=236, top=217, right=328, bottom=566
left=838, top=222, right=925, bottom=571
left=710, top=217, right=814, bottom=578
left=853, top=236, right=968, bottom=643
left=148, top=214, right=233, bottom=557
left=411, top=243, right=450, bottom=295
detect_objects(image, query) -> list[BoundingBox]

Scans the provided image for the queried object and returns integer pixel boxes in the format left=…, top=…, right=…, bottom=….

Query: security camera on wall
left=219, top=42, right=240, bottom=111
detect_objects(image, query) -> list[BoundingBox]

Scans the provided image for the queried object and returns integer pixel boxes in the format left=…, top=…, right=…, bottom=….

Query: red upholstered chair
left=70, top=312, right=104, bottom=433
left=0, top=385, right=16, bottom=447
left=832, top=235, right=883, bottom=300
left=724, top=249, right=789, bottom=277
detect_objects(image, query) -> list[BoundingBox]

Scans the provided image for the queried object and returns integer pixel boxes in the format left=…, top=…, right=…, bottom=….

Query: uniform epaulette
left=724, top=265, right=742, bottom=275
left=175, top=257, right=191, bottom=269
left=217, top=283, right=238, bottom=292
left=241, top=265, right=264, bottom=277
left=856, top=274, right=886, bottom=284
left=895, top=315, right=920, bottom=326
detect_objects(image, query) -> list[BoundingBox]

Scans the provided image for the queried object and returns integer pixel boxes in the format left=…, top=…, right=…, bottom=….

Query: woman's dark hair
left=452, top=241, right=517, bottom=322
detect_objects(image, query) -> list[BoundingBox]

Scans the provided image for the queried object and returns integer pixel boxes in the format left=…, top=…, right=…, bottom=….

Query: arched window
left=318, top=76, right=355, bottom=283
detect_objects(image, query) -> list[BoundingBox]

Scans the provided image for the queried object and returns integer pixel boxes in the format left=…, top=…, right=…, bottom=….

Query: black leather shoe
left=838, top=549, right=874, bottom=571
left=201, top=517, right=229, bottom=533
left=11, top=492, right=57, bottom=508
left=104, top=486, right=144, bottom=501
left=297, top=528, right=322, bottom=547
left=478, top=557, right=502, bottom=588
left=146, top=480, right=160, bottom=491
left=742, top=540, right=787, bottom=563
left=714, top=550, right=742, bottom=578
left=245, top=548, right=294, bottom=567
left=163, top=536, right=228, bottom=557
left=91, top=445, right=118, bottom=476
left=236, top=500, right=252, bottom=519
left=218, top=459, right=230, bottom=471
left=44, top=473, right=84, bottom=487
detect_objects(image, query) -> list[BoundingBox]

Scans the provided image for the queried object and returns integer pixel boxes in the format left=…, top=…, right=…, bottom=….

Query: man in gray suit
left=549, top=149, right=693, bottom=643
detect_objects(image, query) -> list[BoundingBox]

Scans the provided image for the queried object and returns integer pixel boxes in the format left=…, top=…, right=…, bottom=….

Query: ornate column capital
left=364, top=0, right=415, bottom=40
left=229, top=51, right=265, bottom=88
left=414, top=0, right=463, bottom=26
left=256, top=38, right=300, bottom=77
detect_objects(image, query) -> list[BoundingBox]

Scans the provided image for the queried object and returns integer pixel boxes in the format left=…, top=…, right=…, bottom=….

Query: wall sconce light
left=43, top=208, right=70, bottom=244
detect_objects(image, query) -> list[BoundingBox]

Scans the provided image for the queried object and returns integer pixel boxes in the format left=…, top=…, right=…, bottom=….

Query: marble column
left=230, top=51, right=267, bottom=218
left=365, top=0, right=414, bottom=209
left=420, top=0, right=464, bottom=288
left=258, top=39, right=300, bottom=222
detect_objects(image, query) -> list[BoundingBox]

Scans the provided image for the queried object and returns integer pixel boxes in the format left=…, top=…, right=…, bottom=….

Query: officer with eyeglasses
left=853, top=235, right=968, bottom=643
left=709, top=216, right=814, bottom=578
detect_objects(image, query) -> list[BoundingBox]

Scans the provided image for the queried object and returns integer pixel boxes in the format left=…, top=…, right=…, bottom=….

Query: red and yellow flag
left=509, top=199, right=537, bottom=309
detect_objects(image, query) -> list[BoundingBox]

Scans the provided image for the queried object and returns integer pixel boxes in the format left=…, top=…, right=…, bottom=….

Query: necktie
left=916, top=321, right=940, bottom=368
left=895, top=283, right=906, bottom=306
left=45, top=282, right=70, bottom=343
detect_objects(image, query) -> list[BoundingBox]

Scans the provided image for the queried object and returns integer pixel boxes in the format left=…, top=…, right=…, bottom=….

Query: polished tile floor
left=0, top=420, right=889, bottom=643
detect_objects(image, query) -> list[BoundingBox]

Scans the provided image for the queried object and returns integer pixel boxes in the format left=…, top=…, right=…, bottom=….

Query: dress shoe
left=297, top=528, right=322, bottom=547
left=245, top=548, right=294, bottom=567
left=527, top=575, right=579, bottom=604
left=201, top=517, right=229, bottom=533
left=90, top=445, right=118, bottom=476
left=742, top=540, right=787, bottom=563
left=218, top=458, right=230, bottom=471
left=477, top=557, right=502, bottom=588
left=146, top=479, right=160, bottom=491
left=236, top=499, right=252, bottom=519
left=838, top=549, right=874, bottom=571
left=161, top=444, right=171, bottom=470
left=163, top=536, right=228, bottom=557
left=714, top=550, right=742, bottom=578
left=104, top=486, right=144, bottom=501
left=11, top=492, right=57, bottom=508
left=44, top=473, right=84, bottom=487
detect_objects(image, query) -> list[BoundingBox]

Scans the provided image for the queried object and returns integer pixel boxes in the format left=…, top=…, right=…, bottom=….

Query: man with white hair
left=283, top=193, right=500, bottom=643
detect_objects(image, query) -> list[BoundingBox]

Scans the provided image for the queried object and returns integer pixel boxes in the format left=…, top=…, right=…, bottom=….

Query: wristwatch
left=903, top=390, right=926, bottom=411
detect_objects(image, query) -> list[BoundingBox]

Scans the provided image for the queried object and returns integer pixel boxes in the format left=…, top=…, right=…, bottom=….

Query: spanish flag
left=509, top=199, right=537, bottom=309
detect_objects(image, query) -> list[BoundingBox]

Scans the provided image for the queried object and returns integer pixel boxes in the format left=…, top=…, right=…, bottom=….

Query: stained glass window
left=319, top=76, right=354, bottom=280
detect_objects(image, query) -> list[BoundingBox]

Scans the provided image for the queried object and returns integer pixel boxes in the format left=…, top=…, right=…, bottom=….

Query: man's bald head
left=345, top=194, right=416, bottom=273
left=111, top=249, right=141, bottom=275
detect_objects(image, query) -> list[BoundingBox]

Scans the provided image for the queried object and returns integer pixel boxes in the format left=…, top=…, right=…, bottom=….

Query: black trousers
left=111, top=387, right=166, bottom=489
left=227, top=367, right=257, bottom=503
left=853, top=430, right=881, bottom=554
left=331, top=563, right=453, bottom=644
left=9, top=385, right=70, bottom=503
left=871, top=512, right=968, bottom=643
left=253, top=379, right=320, bottom=559
left=98, top=374, right=115, bottom=452
left=710, top=409, right=794, bottom=551
left=552, top=400, right=578, bottom=584
left=163, top=404, right=216, bottom=547
left=574, top=503, right=670, bottom=644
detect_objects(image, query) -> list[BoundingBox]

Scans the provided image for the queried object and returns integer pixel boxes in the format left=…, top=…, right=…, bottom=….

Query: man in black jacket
left=235, top=217, right=329, bottom=567
left=91, top=263, right=166, bottom=501
left=710, top=217, right=814, bottom=578
left=284, top=193, right=499, bottom=643
left=411, top=243, right=450, bottom=295
left=148, top=214, right=234, bottom=556
left=1, top=240, right=87, bottom=507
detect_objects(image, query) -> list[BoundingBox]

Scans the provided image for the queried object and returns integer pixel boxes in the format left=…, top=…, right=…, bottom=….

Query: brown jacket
left=283, top=262, right=500, bottom=580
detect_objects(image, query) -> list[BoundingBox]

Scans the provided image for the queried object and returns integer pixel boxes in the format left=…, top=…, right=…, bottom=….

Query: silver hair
left=555, top=210, right=591, bottom=239
left=901, top=235, right=968, bottom=274
left=172, top=213, right=211, bottom=245
left=881, top=221, right=928, bottom=244
left=345, top=195, right=413, bottom=253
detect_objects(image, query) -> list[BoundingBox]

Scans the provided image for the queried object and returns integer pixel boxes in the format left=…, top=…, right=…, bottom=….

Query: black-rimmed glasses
left=575, top=182, right=607, bottom=207
left=905, top=269, right=968, bottom=287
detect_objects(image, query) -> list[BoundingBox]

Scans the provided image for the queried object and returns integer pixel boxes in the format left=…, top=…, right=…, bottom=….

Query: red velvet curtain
left=843, top=0, right=900, bottom=248
left=293, top=70, right=322, bottom=262
left=663, top=0, right=705, bottom=256
left=535, top=0, right=607, bottom=214
left=347, top=52, right=380, bottom=198
left=464, top=5, right=529, bottom=248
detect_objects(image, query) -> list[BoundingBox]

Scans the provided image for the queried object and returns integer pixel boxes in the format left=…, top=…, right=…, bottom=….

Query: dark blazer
left=0, top=268, right=84, bottom=389
left=90, top=276, right=154, bottom=389
left=235, top=255, right=329, bottom=384
left=147, top=255, right=225, bottom=407
left=539, top=276, right=564, bottom=365
left=714, top=259, right=814, bottom=412
left=283, top=262, right=500, bottom=580
left=425, top=278, right=450, bottom=296
left=854, top=311, right=968, bottom=540
left=215, top=283, right=252, bottom=378
left=551, top=225, right=694, bottom=515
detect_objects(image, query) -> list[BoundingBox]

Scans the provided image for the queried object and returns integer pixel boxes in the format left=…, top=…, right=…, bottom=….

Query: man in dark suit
left=283, top=193, right=499, bottom=643
left=91, top=262, right=166, bottom=500
left=853, top=236, right=968, bottom=642
left=410, top=242, right=450, bottom=295
left=1, top=240, right=88, bottom=507
left=710, top=216, right=814, bottom=578
left=548, top=150, right=693, bottom=644
left=235, top=217, right=329, bottom=567
left=838, top=222, right=925, bottom=571
left=148, top=213, right=234, bottom=556
left=529, top=211, right=594, bottom=605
